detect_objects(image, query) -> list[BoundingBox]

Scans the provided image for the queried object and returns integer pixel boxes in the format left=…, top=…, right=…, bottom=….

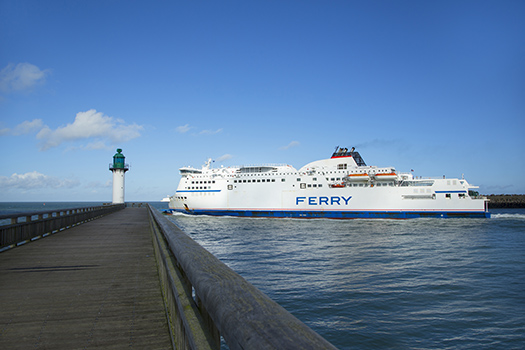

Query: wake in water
left=492, top=213, right=525, bottom=220
left=165, top=211, right=192, bottom=217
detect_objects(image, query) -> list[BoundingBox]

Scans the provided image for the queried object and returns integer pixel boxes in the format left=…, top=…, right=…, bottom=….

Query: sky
left=1, top=0, right=524, bottom=202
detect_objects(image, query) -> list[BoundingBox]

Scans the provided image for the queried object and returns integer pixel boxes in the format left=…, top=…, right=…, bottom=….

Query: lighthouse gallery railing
left=147, top=204, right=337, bottom=350
left=0, top=204, right=125, bottom=251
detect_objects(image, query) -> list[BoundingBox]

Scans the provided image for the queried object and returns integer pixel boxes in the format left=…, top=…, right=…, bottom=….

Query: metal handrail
left=148, top=205, right=337, bottom=350
left=0, top=204, right=125, bottom=251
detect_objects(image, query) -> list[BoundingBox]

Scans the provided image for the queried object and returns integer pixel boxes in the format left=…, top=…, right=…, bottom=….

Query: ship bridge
left=179, top=167, right=202, bottom=176
left=331, top=147, right=366, bottom=166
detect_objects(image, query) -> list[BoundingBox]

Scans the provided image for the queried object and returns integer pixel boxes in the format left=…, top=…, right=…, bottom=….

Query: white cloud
left=36, top=109, right=143, bottom=151
left=13, top=119, right=44, bottom=135
left=280, top=141, right=300, bottom=150
left=200, top=128, right=223, bottom=135
left=85, top=140, right=111, bottom=150
left=85, top=180, right=112, bottom=189
left=217, top=154, right=233, bottom=162
left=176, top=124, right=191, bottom=133
left=0, top=171, right=79, bottom=190
left=175, top=125, right=223, bottom=136
left=0, top=63, right=50, bottom=93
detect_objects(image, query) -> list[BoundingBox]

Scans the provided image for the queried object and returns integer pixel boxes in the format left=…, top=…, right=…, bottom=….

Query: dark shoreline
left=486, top=194, right=525, bottom=208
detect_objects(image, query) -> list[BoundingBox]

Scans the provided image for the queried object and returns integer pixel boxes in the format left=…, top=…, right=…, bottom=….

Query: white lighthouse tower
left=109, top=148, right=129, bottom=204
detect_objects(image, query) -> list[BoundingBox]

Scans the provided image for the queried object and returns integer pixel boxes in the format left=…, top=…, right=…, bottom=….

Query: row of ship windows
left=234, top=179, right=277, bottom=183
left=447, top=193, right=466, bottom=199
left=185, top=182, right=399, bottom=190
left=190, top=176, right=394, bottom=183
left=188, top=171, right=395, bottom=183
left=189, top=168, right=395, bottom=179
left=233, top=177, right=361, bottom=183
left=189, top=170, right=353, bottom=180
left=184, top=183, right=397, bottom=190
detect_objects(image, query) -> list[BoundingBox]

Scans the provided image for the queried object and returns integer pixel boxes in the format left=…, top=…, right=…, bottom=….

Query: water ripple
left=166, top=208, right=525, bottom=350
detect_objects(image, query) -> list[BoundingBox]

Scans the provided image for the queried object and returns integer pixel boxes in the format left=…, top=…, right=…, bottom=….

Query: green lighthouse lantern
left=111, top=148, right=127, bottom=170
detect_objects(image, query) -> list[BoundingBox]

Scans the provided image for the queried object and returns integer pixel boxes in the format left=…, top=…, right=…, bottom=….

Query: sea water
left=2, top=202, right=524, bottom=349
left=164, top=208, right=525, bottom=350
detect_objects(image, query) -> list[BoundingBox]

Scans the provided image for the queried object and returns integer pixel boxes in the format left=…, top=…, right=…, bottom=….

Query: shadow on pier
left=0, top=204, right=336, bottom=349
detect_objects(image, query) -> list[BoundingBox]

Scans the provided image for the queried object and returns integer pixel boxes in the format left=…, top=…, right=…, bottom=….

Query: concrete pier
left=0, top=207, right=172, bottom=349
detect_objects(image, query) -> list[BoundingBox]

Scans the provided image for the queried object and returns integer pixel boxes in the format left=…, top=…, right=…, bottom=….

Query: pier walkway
left=0, top=207, right=172, bottom=349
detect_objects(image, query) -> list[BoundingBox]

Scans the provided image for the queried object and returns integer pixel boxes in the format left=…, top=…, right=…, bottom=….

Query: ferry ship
left=168, top=147, right=490, bottom=219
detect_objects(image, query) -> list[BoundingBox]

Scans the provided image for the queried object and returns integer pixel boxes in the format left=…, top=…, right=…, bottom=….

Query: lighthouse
left=109, top=148, right=129, bottom=204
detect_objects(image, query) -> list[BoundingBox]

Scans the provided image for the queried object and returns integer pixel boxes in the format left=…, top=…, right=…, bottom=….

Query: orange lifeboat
left=330, top=183, right=346, bottom=188
left=374, top=172, right=397, bottom=181
left=347, top=173, right=370, bottom=181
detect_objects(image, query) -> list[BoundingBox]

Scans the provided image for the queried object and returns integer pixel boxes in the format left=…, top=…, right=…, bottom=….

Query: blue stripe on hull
left=168, top=209, right=491, bottom=219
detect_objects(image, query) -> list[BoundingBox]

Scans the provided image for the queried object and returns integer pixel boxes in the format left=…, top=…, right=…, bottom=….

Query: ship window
left=446, top=193, right=451, bottom=199
left=459, top=193, right=465, bottom=198
left=331, top=178, right=335, bottom=181
left=338, top=164, right=347, bottom=170
left=281, top=179, right=285, bottom=182
left=243, top=180, right=246, bottom=183
left=248, top=180, right=251, bottom=183
left=300, top=183, right=306, bottom=189
left=272, top=179, right=275, bottom=182
left=319, top=184, right=322, bottom=187
left=297, top=178, right=301, bottom=181
left=313, top=178, right=317, bottom=181
left=228, top=185, right=233, bottom=190
left=257, top=179, right=260, bottom=182
left=308, top=184, right=312, bottom=188
left=262, top=179, right=265, bottom=182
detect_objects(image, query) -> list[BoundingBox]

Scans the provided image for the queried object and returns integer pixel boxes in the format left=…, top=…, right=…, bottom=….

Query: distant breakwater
left=486, top=194, right=525, bottom=208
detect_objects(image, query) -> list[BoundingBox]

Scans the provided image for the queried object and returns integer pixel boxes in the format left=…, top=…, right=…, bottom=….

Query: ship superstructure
left=168, top=147, right=490, bottom=218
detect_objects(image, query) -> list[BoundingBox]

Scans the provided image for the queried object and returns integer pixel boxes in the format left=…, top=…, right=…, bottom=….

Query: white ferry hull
left=169, top=149, right=490, bottom=219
